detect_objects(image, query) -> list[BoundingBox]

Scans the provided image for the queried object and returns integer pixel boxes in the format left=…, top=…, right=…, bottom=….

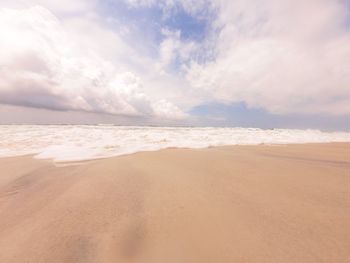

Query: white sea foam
left=1, top=125, right=350, bottom=162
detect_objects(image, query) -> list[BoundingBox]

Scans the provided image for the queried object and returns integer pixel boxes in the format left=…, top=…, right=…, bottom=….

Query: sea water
left=1, top=125, right=350, bottom=162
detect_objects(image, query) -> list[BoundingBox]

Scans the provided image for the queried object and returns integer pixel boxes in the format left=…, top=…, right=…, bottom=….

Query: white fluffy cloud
left=126, top=0, right=350, bottom=115
left=186, top=0, right=350, bottom=115
left=0, top=6, right=186, bottom=119
left=0, top=0, right=96, bottom=14
left=156, top=28, right=199, bottom=73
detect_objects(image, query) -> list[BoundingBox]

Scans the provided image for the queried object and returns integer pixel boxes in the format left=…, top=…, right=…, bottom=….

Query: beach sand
left=0, top=143, right=350, bottom=262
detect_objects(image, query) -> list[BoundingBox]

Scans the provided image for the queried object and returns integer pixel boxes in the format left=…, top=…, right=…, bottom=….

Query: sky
left=0, top=0, right=350, bottom=130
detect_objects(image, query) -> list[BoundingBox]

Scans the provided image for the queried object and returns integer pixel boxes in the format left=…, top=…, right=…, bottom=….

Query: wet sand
left=0, top=143, right=350, bottom=262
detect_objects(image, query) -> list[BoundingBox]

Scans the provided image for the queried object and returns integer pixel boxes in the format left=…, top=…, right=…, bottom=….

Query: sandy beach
left=0, top=143, right=350, bottom=263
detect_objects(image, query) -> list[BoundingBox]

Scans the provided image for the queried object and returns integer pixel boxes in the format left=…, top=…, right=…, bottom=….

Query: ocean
left=1, top=125, right=350, bottom=162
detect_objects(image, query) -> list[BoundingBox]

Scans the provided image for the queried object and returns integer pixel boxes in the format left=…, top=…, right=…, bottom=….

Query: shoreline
left=1, top=141, right=350, bottom=164
left=2, top=125, right=350, bottom=162
left=0, top=143, right=350, bottom=262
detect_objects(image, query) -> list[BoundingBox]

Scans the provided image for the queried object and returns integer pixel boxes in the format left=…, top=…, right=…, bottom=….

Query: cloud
left=0, top=0, right=96, bottom=14
left=0, top=6, right=186, bottom=119
left=1, top=0, right=350, bottom=125
left=186, top=0, right=350, bottom=115
left=125, top=0, right=350, bottom=116
left=125, top=0, right=210, bottom=16
left=156, top=28, right=199, bottom=73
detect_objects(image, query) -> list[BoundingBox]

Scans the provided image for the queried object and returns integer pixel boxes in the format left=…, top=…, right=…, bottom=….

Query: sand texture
left=0, top=143, right=350, bottom=262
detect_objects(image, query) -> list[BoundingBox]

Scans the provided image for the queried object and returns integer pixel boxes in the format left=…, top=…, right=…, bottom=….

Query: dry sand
left=0, top=143, right=350, bottom=263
